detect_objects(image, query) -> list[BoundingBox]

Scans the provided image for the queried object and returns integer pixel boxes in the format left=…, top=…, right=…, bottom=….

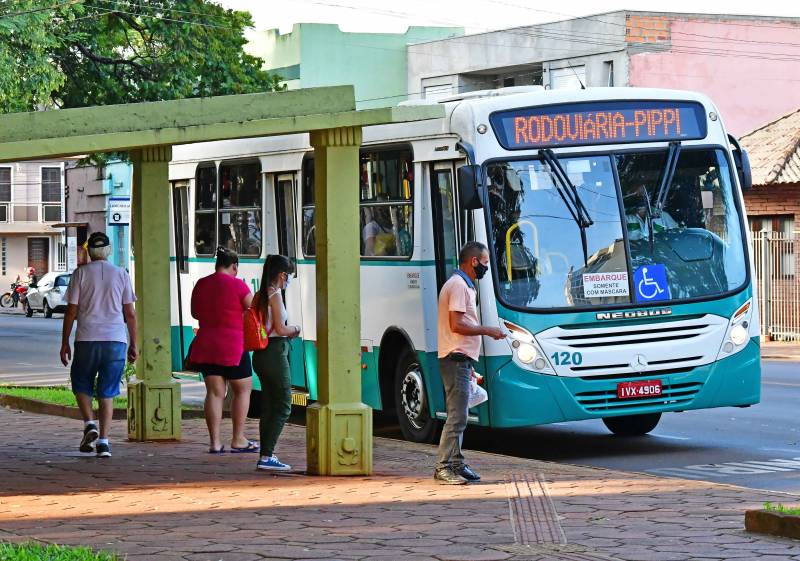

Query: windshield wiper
left=649, top=141, right=682, bottom=249
left=541, top=149, right=594, bottom=265
left=654, top=141, right=682, bottom=217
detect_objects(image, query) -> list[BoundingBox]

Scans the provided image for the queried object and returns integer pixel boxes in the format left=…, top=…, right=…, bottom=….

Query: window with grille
left=41, top=167, right=62, bottom=222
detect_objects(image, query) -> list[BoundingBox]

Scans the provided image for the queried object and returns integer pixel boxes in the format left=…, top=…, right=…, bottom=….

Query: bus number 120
left=551, top=352, right=583, bottom=366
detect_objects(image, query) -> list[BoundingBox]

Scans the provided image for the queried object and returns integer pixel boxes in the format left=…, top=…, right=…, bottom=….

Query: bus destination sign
left=490, top=100, right=707, bottom=150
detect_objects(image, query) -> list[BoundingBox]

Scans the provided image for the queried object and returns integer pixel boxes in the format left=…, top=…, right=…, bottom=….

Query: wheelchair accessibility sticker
left=634, top=264, right=670, bottom=303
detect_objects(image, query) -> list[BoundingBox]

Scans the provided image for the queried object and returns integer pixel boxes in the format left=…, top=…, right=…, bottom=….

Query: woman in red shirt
left=190, top=247, right=257, bottom=453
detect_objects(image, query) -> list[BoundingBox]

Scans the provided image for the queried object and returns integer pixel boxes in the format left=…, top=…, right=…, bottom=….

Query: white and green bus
left=168, top=86, right=760, bottom=442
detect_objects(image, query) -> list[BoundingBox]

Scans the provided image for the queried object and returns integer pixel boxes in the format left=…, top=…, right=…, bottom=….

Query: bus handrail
left=505, top=220, right=539, bottom=281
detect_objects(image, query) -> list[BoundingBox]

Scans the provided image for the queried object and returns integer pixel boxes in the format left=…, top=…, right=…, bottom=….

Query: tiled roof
left=740, top=108, right=800, bottom=185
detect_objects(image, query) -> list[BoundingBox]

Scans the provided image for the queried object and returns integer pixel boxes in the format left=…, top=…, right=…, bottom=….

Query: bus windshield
left=487, top=148, right=747, bottom=310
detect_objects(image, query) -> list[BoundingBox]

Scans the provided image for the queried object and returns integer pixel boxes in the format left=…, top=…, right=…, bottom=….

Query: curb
left=0, top=393, right=208, bottom=420
left=745, top=509, right=800, bottom=540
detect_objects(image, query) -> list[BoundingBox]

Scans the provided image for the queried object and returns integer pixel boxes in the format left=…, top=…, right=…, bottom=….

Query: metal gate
left=752, top=231, right=800, bottom=341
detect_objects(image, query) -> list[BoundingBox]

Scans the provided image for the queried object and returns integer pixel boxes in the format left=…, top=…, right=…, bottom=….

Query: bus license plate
left=617, top=380, right=662, bottom=399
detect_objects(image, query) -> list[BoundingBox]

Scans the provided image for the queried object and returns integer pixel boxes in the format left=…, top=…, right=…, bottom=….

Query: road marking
left=14, top=362, right=34, bottom=366
left=654, top=434, right=691, bottom=441
left=650, top=456, right=800, bottom=478
left=763, top=381, right=800, bottom=388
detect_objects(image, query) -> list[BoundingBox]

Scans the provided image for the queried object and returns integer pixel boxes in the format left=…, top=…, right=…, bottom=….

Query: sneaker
left=434, top=467, right=468, bottom=485
left=79, top=423, right=99, bottom=453
left=96, top=442, right=112, bottom=458
left=257, top=455, right=291, bottom=471
left=455, top=464, right=481, bottom=482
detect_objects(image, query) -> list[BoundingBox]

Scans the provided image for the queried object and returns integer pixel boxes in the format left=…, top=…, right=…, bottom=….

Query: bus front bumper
left=485, top=337, right=761, bottom=428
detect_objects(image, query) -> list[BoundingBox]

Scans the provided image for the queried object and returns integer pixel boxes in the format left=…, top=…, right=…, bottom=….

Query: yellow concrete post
left=306, top=126, right=372, bottom=475
left=127, top=146, right=181, bottom=441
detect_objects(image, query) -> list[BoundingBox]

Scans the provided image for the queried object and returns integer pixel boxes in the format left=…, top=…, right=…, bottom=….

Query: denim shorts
left=70, top=341, right=127, bottom=399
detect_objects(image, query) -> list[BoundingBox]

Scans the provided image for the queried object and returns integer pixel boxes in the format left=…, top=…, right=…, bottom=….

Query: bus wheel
left=602, top=413, right=661, bottom=436
left=395, top=350, right=439, bottom=444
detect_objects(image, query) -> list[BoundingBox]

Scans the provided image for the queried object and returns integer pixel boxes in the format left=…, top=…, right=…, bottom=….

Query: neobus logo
left=596, top=308, right=673, bottom=320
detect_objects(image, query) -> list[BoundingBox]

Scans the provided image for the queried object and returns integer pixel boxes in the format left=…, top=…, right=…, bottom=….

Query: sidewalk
left=761, top=341, right=800, bottom=361
left=2, top=408, right=800, bottom=561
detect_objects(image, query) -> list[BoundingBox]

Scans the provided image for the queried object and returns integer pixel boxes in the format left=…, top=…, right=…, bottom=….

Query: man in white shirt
left=61, top=232, right=137, bottom=458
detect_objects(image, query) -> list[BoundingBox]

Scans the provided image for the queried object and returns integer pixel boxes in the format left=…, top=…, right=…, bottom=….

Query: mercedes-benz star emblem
left=630, top=354, right=648, bottom=371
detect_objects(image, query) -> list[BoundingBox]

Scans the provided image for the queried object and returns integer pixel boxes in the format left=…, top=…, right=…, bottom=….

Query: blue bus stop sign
left=634, top=264, right=670, bottom=303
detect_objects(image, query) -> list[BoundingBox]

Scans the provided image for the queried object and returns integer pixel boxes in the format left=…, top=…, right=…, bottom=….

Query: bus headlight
left=516, top=342, right=538, bottom=364
left=503, top=320, right=555, bottom=374
left=730, top=324, right=748, bottom=346
left=717, top=299, right=753, bottom=359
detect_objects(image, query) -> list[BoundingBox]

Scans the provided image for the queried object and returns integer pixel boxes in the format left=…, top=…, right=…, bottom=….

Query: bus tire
left=395, top=349, right=439, bottom=444
left=602, top=413, right=661, bottom=436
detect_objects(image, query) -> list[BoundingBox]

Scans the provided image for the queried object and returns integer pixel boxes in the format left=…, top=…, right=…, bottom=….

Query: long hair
left=258, top=255, right=295, bottom=315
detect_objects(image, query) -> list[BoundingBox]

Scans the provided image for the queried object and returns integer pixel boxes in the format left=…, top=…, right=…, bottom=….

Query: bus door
left=430, top=162, right=461, bottom=293
left=171, top=181, right=192, bottom=371
left=274, top=173, right=308, bottom=390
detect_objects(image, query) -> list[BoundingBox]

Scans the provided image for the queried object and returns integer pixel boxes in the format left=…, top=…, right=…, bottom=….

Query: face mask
left=474, top=262, right=489, bottom=280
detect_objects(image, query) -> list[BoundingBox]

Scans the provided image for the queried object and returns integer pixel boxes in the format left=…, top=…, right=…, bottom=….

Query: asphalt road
left=0, top=310, right=206, bottom=403
left=1, top=311, right=798, bottom=494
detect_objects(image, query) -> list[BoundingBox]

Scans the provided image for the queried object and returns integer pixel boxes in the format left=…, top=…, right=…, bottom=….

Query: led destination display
left=490, top=100, right=707, bottom=150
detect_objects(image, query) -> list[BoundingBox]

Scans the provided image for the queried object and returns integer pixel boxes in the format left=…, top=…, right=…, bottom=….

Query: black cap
left=88, top=232, right=110, bottom=248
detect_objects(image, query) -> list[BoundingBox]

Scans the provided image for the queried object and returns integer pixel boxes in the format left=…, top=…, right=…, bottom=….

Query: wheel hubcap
left=401, top=366, right=426, bottom=430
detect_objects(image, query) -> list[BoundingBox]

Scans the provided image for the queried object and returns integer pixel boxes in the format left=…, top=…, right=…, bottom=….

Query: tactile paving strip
left=505, top=472, right=567, bottom=545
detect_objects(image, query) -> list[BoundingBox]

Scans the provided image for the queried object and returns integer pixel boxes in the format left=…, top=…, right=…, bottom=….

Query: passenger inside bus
left=624, top=184, right=680, bottom=241
left=362, top=205, right=398, bottom=256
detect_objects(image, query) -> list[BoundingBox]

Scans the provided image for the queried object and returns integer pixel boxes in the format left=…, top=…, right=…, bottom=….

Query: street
left=0, top=311, right=206, bottom=403
left=1, top=312, right=798, bottom=494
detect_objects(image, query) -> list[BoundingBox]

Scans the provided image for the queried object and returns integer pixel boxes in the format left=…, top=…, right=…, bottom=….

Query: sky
left=218, top=0, right=800, bottom=35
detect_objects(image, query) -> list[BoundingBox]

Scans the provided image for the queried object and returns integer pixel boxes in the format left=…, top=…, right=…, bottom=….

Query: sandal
left=208, top=446, right=225, bottom=454
left=230, top=440, right=259, bottom=453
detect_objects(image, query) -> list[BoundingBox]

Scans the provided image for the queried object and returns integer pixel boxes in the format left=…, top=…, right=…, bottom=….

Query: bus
left=168, top=86, right=760, bottom=443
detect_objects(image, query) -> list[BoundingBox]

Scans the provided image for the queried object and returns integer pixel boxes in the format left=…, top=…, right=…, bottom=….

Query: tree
left=0, top=0, right=283, bottom=113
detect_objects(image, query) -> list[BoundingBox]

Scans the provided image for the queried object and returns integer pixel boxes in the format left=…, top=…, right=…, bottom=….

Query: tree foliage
left=0, top=0, right=283, bottom=113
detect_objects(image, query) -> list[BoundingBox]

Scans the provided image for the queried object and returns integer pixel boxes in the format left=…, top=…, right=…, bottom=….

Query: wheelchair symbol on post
left=633, top=264, right=670, bottom=303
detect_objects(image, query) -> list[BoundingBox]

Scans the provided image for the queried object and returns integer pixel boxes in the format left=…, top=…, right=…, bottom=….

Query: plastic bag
left=468, top=376, right=488, bottom=409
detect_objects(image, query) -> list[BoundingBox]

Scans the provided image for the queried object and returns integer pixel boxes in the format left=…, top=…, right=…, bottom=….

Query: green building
left=249, top=24, right=463, bottom=109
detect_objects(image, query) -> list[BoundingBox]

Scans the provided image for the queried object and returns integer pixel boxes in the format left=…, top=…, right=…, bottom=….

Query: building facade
left=741, top=108, right=800, bottom=341
left=249, top=23, right=463, bottom=109
left=0, top=160, right=66, bottom=289
left=406, top=11, right=800, bottom=136
left=63, top=160, right=132, bottom=270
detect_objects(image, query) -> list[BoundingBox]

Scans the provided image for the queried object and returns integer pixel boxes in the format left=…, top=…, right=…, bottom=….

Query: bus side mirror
left=728, top=134, right=752, bottom=191
left=457, top=165, right=484, bottom=209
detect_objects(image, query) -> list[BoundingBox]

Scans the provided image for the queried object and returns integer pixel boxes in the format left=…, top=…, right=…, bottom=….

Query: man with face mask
left=435, top=242, right=506, bottom=485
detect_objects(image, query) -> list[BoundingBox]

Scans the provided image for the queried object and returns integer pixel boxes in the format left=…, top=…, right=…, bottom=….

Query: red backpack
left=243, top=293, right=270, bottom=352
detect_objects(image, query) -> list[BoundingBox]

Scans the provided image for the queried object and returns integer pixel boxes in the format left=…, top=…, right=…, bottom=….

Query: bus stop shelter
left=0, top=86, right=442, bottom=475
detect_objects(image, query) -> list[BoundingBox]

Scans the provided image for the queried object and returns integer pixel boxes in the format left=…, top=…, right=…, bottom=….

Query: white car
left=25, top=272, right=72, bottom=318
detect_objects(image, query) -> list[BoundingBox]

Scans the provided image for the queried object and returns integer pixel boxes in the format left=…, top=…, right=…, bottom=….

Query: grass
left=0, top=386, right=127, bottom=409
left=0, top=542, right=117, bottom=560
left=763, top=502, right=800, bottom=516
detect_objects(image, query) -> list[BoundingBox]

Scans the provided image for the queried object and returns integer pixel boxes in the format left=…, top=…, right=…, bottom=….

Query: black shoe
left=455, top=464, right=481, bottom=482
left=434, top=467, right=468, bottom=485
left=80, top=423, right=99, bottom=453
left=96, top=442, right=112, bottom=458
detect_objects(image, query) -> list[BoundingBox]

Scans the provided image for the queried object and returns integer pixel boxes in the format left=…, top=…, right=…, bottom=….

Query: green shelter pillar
left=306, top=126, right=372, bottom=475
left=127, top=146, right=182, bottom=441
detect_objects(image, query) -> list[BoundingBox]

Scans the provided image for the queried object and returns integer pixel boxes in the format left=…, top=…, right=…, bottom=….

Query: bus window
left=431, top=166, right=459, bottom=291
left=275, top=175, right=297, bottom=259
left=359, top=149, right=413, bottom=258
left=194, top=164, right=216, bottom=256
left=301, top=158, right=315, bottom=257
left=218, top=162, right=262, bottom=257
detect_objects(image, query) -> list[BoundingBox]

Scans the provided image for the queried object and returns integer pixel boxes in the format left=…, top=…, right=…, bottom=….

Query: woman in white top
left=252, top=255, right=300, bottom=471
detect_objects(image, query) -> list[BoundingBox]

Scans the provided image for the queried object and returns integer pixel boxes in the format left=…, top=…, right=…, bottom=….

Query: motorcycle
left=0, top=282, right=27, bottom=309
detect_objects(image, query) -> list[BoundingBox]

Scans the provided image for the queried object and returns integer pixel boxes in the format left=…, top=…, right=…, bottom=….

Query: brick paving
left=2, top=407, right=800, bottom=561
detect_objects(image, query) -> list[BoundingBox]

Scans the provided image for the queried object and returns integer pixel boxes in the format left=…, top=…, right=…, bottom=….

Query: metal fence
left=752, top=231, right=800, bottom=341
